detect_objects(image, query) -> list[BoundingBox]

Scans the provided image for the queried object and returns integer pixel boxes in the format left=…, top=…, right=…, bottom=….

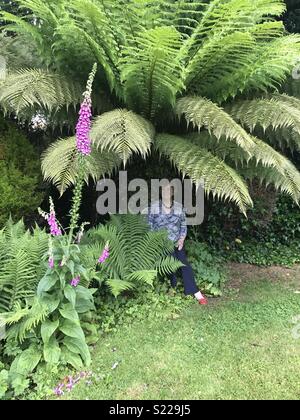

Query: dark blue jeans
left=170, top=247, right=199, bottom=295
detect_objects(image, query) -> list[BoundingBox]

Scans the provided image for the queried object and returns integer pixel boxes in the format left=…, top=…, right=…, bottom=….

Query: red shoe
left=198, top=296, right=208, bottom=305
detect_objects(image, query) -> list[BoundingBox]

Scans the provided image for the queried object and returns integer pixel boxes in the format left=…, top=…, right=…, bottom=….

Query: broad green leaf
left=37, top=275, right=58, bottom=296
left=41, top=319, right=59, bottom=344
left=63, top=336, right=91, bottom=366
left=43, top=336, right=61, bottom=364
left=59, top=303, right=79, bottom=322
left=9, top=346, right=41, bottom=377
left=64, top=285, right=76, bottom=308
left=61, top=347, right=84, bottom=370
left=59, top=319, right=85, bottom=341
left=40, top=293, right=60, bottom=313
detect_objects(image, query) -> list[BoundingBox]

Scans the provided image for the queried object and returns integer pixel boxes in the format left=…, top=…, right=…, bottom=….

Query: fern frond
left=176, top=96, right=254, bottom=154
left=120, top=26, right=185, bottom=119
left=90, top=109, right=154, bottom=165
left=187, top=131, right=300, bottom=202
left=186, top=0, right=286, bottom=49
left=240, top=160, right=300, bottom=204
left=84, top=215, right=180, bottom=295
left=0, top=68, right=82, bottom=114
left=0, top=221, right=48, bottom=312
left=126, top=270, right=157, bottom=287
left=239, top=35, right=300, bottom=94
left=105, top=279, right=134, bottom=298
left=41, top=137, right=121, bottom=194
left=155, top=255, right=183, bottom=276
left=228, top=94, right=300, bottom=135
left=185, top=31, right=256, bottom=102
left=2, top=298, right=49, bottom=343
left=156, top=133, right=253, bottom=214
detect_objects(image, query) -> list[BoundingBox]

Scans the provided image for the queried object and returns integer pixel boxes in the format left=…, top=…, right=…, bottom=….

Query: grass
left=54, top=266, right=300, bottom=400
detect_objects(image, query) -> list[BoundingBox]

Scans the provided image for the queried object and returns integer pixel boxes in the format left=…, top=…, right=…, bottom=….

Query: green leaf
left=43, top=336, right=61, bottom=364
left=41, top=319, right=59, bottom=344
left=59, top=303, right=80, bottom=322
left=0, top=370, right=9, bottom=399
left=61, top=347, right=84, bottom=370
left=9, top=346, right=41, bottom=377
left=40, top=293, right=60, bottom=313
left=66, top=260, right=75, bottom=276
left=75, top=285, right=95, bottom=313
left=63, top=336, right=91, bottom=366
left=59, top=319, right=85, bottom=341
left=64, top=285, right=76, bottom=308
left=37, top=275, right=58, bottom=296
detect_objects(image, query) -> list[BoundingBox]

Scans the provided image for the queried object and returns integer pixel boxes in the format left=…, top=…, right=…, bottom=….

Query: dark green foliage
left=195, top=190, right=300, bottom=266
left=185, top=240, right=226, bottom=296
left=0, top=117, right=43, bottom=227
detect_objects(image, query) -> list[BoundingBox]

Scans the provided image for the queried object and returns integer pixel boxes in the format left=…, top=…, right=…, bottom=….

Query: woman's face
left=162, top=185, right=174, bottom=202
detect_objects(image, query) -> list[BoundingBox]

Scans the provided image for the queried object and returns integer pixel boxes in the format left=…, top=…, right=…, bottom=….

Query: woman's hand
left=177, top=237, right=185, bottom=251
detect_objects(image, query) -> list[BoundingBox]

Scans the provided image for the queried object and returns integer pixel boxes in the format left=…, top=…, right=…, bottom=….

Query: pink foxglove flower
left=47, top=197, right=62, bottom=236
left=98, top=243, right=110, bottom=264
left=70, top=276, right=80, bottom=287
left=76, top=65, right=97, bottom=156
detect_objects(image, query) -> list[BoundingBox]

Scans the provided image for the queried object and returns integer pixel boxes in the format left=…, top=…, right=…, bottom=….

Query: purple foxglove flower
left=66, top=376, right=74, bottom=392
left=47, top=211, right=62, bottom=236
left=76, top=97, right=92, bottom=156
left=70, top=276, right=80, bottom=287
left=98, top=244, right=110, bottom=264
left=54, top=384, right=64, bottom=396
left=75, top=65, right=97, bottom=156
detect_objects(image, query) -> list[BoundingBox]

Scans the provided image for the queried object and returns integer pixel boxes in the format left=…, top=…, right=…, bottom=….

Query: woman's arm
left=177, top=210, right=187, bottom=250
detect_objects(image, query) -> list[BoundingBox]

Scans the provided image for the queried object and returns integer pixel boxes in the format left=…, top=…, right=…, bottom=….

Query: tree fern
left=3, top=0, right=300, bottom=212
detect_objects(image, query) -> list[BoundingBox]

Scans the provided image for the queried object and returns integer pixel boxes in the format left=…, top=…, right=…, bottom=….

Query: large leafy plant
left=0, top=66, right=102, bottom=398
left=1, top=1, right=300, bottom=212
left=81, top=214, right=183, bottom=297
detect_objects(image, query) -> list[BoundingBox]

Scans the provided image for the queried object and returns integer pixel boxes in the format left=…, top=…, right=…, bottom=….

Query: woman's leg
left=175, top=248, right=199, bottom=295
left=169, top=249, right=178, bottom=288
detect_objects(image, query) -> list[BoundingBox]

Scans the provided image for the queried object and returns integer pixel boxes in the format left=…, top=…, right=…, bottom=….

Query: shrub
left=0, top=117, right=43, bottom=227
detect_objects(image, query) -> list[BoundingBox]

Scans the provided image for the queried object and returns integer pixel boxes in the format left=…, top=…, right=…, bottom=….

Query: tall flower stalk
left=68, top=63, right=97, bottom=242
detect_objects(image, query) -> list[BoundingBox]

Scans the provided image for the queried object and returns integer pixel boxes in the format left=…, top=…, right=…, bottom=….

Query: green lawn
left=58, top=265, right=300, bottom=400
